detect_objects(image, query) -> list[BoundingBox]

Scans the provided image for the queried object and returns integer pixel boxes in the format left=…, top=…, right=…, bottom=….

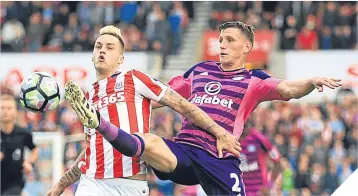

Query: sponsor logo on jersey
left=191, top=82, right=234, bottom=109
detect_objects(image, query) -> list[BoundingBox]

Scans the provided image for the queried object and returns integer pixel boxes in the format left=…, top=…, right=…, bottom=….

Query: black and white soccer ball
left=19, top=72, right=60, bottom=112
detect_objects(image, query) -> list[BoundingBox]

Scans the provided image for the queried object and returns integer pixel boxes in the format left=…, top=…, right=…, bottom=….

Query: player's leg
left=181, top=145, right=246, bottom=196
left=145, top=139, right=199, bottom=186
left=96, top=120, right=198, bottom=183
left=64, top=81, right=177, bottom=173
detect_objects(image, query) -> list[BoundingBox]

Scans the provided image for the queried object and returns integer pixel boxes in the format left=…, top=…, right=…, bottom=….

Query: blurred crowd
left=245, top=95, right=357, bottom=195
left=2, top=1, right=357, bottom=55
left=1, top=1, right=191, bottom=54
left=12, top=91, right=357, bottom=195
left=209, top=1, right=357, bottom=50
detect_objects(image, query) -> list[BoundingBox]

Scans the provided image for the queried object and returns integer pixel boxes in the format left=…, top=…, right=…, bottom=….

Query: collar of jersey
left=217, top=63, right=246, bottom=73
left=92, top=68, right=123, bottom=86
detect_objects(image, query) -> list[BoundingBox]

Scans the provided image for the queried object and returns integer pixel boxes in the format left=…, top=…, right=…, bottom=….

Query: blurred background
left=0, top=1, right=357, bottom=196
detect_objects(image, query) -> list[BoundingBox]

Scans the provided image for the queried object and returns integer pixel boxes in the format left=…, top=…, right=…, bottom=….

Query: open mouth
left=220, top=53, right=228, bottom=56
left=98, top=55, right=105, bottom=62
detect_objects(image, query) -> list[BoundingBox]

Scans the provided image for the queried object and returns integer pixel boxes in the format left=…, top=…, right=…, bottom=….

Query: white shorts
left=75, top=175, right=149, bottom=196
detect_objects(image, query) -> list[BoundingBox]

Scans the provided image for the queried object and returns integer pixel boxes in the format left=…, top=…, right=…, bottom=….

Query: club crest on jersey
left=248, top=144, right=256, bottom=152
left=204, top=82, right=222, bottom=95
left=114, top=81, right=124, bottom=90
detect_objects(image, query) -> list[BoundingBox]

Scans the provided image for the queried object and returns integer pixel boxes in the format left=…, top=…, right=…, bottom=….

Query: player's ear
left=118, top=55, right=124, bottom=65
left=244, top=41, right=252, bottom=54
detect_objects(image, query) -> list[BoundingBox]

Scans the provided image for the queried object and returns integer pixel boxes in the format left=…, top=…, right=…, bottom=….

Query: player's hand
left=216, top=132, right=241, bottom=158
left=311, top=77, right=342, bottom=92
left=46, top=183, right=65, bottom=196
left=23, top=160, right=33, bottom=175
left=0, top=152, right=3, bottom=161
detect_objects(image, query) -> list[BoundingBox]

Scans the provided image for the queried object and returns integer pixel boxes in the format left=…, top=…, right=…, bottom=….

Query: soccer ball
left=19, top=72, right=60, bottom=112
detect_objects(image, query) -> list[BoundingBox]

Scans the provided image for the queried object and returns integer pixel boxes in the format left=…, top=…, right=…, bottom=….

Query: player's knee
left=138, top=133, right=177, bottom=172
left=139, top=133, right=162, bottom=152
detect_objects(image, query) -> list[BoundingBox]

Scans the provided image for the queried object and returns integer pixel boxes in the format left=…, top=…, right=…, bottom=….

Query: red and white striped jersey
left=78, top=69, right=168, bottom=179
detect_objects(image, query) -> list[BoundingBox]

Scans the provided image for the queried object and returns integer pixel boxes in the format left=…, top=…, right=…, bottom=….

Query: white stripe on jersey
left=86, top=85, right=97, bottom=176
left=99, top=79, right=114, bottom=178
left=88, top=130, right=97, bottom=176
left=117, top=102, right=133, bottom=177
left=135, top=96, right=146, bottom=173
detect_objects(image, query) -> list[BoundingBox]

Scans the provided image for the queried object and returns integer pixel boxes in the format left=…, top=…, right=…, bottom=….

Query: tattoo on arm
left=58, top=150, right=85, bottom=188
left=159, top=88, right=225, bottom=137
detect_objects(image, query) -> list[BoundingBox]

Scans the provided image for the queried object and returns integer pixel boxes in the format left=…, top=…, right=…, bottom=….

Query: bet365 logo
left=93, top=91, right=125, bottom=110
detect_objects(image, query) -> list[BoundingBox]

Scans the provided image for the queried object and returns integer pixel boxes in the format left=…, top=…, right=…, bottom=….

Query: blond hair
left=99, top=25, right=125, bottom=51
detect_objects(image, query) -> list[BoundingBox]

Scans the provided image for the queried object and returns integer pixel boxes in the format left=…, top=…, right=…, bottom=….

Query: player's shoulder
left=126, top=69, right=150, bottom=76
left=184, top=60, right=218, bottom=78
left=127, top=69, right=163, bottom=85
left=251, top=130, right=269, bottom=142
left=13, top=125, right=32, bottom=136
left=250, top=69, right=272, bottom=80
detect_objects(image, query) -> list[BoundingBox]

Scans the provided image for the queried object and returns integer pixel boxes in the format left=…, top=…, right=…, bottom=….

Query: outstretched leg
left=64, top=81, right=178, bottom=173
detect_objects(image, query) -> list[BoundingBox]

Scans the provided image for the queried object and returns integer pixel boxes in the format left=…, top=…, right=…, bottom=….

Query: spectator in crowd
left=62, top=31, right=75, bottom=52
left=1, top=17, right=25, bottom=52
left=295, top=154, right=310, bottom=191
left=319, top=26, right=333, bottom=49
left=323, top=161, right=339, bottom=195
left=26, top=12, right=44, bottom=52
left=76, top=2, right=91, bottom=26
left=281, top=157, right=295, bottom=196
left=296, top=22, right=319, bottom=50
left=337, top=157, right=354, bottom=185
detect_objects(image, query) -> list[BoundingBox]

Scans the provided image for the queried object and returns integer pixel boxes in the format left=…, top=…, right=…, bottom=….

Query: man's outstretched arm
left=277, top=77, right=341, bottom=99
left=158, top=88, right=241, bottom=157
left=46, top=150, right=85, bottom=196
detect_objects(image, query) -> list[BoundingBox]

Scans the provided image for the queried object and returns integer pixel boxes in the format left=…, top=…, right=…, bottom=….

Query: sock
left=98, top=117, right=145, bottom=157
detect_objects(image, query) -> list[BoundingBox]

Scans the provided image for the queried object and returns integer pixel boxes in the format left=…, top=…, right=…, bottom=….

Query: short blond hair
left=99, top=25, right=125, bottom=51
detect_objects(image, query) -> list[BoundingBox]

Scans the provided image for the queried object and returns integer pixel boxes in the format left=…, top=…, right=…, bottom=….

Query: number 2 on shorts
left=230, top=173, right=242, bottom=195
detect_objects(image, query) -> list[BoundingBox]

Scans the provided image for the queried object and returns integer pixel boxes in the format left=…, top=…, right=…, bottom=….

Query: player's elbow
left=152, top=101, right=165, bottom=109
left=278, top=81, right=298, bottom=100
left=278, top=87, right=295, bottom=100
left=31, top=147, right=40, bottom=161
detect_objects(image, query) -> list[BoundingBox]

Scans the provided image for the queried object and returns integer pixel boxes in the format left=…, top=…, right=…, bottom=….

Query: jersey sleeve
left=131, top=69, right=168, bottom=102
left=251, top=70, right=290, bottom=102
left=24, top=132, right=36, bottom=150
left=255, top=131, right=281, bottom=163
left=167, top=63, right=196, bottom=99
left=167, top=75, right=192, bottom=99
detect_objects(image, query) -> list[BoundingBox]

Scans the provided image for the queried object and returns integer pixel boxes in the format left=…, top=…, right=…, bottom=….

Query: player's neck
left=1, top=122, right=15, bottom=134
left=220, top=55, right=247, bottom=71
left=96, top=69, right=117, bottom=81
left=96, top=72, right=111, bottom=81
left=221, top=60, right=245, bottom=71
